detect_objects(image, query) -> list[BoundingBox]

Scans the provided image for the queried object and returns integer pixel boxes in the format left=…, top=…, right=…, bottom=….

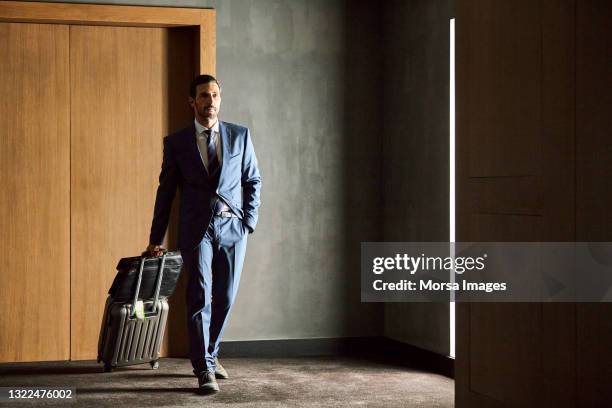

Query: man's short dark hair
left=189, top=74, right=221, bottom=97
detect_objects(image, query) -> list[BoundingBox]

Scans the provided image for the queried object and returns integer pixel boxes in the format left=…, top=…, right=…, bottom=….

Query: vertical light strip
left=449, top=17, right=456, bottom=359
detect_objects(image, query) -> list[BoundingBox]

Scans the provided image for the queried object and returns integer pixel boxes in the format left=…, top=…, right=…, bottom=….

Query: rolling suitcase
left=97, top=251, right=182, bottom=372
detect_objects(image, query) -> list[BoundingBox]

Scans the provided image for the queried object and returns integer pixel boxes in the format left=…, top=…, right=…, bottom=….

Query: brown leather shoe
left=197, top=371, right=219, bottom=394
left=214, top=357, right=229, bottom=379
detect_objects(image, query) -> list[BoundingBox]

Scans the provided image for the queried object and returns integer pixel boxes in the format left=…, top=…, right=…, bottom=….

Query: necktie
left=204, top=129, right=225, bottom=214
left=205, top=129, right=219, bottom=175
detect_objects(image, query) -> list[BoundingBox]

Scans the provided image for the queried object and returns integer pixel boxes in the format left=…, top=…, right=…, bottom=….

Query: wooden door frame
left=0, top=1, right=215, bottom=75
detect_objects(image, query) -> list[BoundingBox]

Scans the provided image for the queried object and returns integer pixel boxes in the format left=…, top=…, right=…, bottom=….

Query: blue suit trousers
left=182, top=214, right=248, bottom=374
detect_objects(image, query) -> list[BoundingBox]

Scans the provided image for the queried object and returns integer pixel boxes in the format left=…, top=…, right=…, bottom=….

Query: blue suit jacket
left=149, top=121, right=262, bottom=250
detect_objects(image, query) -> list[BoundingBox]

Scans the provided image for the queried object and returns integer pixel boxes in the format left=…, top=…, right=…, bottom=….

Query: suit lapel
left=219, top=121, right=231, bottom=181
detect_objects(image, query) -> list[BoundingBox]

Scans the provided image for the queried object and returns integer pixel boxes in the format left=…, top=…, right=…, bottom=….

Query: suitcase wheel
left=104, top=364, right=113, bottom=373
left=150, top=361, right=159, bottom=370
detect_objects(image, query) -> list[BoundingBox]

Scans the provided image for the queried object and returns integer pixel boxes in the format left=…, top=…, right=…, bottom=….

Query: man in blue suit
left=146, top=74, right=261, bottom=394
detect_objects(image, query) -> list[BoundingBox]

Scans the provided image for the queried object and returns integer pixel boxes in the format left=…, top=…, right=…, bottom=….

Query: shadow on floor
left=77, top=387, right=197, bottom=394
left=0, top=365, right=103, bottom=376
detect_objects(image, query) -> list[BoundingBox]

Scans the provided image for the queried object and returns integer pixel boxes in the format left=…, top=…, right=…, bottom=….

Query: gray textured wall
left=215, top=0, right=382, bottom=340
left=382, top=0, right=451, bottom=356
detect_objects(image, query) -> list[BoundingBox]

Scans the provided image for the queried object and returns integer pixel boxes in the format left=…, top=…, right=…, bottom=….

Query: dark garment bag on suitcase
left=97, top=251, right=182, bottom=372
left=108, top=253, right=183, bottom=301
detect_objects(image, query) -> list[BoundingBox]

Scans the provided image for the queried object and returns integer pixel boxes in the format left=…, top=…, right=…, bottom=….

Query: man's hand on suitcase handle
left=146, top=244, right=166, bottom=257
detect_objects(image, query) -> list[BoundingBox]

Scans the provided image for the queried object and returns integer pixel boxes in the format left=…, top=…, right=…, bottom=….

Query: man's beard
left=199, top=106, right=217, bottom=120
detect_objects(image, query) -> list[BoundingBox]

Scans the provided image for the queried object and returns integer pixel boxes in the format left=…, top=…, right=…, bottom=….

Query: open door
left=455, top=0, right=612, bottom=406
left=69, top=24, right=196, bottom=360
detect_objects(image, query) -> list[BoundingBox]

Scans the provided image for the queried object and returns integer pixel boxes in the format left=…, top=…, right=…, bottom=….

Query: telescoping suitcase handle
left=130, top=252, right=167, bottom=317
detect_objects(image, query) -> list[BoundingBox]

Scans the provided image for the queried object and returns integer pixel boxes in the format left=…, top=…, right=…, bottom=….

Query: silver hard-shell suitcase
left=97, top=253, right=178, bottom=372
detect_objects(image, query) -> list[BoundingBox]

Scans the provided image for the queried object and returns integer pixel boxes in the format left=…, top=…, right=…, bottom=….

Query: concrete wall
left=215, top=0, right=382, bottom=340
left=381, top=0, right=451, bottom=356
left=341, top=0, right=385, bottom=337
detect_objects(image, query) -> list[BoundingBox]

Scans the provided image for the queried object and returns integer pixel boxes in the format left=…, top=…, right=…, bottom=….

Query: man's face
left=189, top=82, right=221, bottom=123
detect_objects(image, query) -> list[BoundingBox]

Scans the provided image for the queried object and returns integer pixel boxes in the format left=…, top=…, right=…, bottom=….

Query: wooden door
left=575, top=0, right=612, bottom=405
left=69, top=25, right=193, bottom=360
left=456, top=0, right=611, bottom=406
left=0, top=22, right=71, bottom=363
left=455, top=0, right=575, bottom=406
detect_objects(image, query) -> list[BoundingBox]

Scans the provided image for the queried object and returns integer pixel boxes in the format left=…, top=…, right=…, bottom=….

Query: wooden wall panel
left=463, top=0, right=541, bottom=179
left=575, top=0, right=612, bottom=405
left=456, top=1, right=546, bottom=405
left=0, top=23, right=70, bottom=363
left=70, top=26, right=167, bottom=360
left=456, top=0, right=577, bottom=406
left=198, top=11, right=216, bottom=76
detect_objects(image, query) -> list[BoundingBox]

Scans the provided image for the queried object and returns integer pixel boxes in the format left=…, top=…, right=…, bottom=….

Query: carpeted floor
left=0, top=357, right=453, bottom=407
